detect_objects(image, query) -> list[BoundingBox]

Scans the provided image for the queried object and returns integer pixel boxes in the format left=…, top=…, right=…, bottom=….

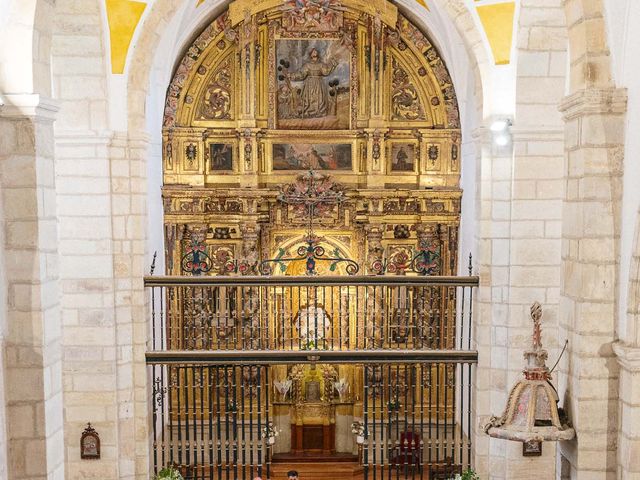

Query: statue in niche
left=295, top=289, right=332, bottom=348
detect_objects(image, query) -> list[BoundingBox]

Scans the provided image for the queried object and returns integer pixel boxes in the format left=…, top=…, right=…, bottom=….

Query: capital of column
left=559, top=88, right=627, bottom=121
left=613, top=341, right=640, bottom=373
left=0, top=93, right=59, bottom=120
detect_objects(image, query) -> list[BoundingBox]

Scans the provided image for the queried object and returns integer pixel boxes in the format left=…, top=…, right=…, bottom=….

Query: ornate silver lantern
left=484, top=302, right=575, bottom=451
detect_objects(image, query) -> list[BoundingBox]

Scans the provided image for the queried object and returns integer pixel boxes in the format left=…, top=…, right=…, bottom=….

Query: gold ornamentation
left=198, top=58, right=233, bottom=120
left=391, top=58, right=425, bottom=121
left=282, top=0, right=344, bottom=32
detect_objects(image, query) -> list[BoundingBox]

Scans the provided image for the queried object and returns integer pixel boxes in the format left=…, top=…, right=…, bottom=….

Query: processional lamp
left=484, top=302, right=575, bottom=454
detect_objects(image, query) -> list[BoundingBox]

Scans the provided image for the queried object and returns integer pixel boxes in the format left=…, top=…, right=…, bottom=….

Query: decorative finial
left=468, top=252, right=473, bottom=276
left=530, top=301, right=542, bottom=350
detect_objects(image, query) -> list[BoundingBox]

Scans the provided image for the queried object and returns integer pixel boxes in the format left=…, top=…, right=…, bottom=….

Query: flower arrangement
left=452, top=469, right=480, bottom=480
left=261, top=421, right=280, bottom=444
left=388, top=398, right=401, bottom=411
left=351, top=420, right=366, bottom=444
left=274, top=379, right=292, bottom=401
left=351, top=421, right=365, bottom=436
left=333, top=378, right=349, bottom=400
left=154, top=467, right=184, bottom=480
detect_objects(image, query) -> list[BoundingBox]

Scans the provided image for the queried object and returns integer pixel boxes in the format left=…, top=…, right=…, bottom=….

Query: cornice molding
left=613, top=341, right=640, bottom=373
left=511, top=127, right=564, bottom=142
left=0, top=94, right=59, bottom=121
left=559, top=88, right=628, bottom=121
left=54, top=131, right=114, bottom=145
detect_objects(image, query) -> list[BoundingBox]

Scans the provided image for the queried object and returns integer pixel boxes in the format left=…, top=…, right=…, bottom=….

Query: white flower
left=261, top=421, right=280, bottom=439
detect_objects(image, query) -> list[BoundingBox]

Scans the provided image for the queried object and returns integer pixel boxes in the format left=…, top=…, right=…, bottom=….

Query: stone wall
left=1, top=1, right=640, bottom=479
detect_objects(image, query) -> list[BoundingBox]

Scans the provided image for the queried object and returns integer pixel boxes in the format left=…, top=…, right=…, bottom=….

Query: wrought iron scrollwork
left=259, top=234, right=359, bottom=275
left=261, top=170, right=359, bottom=275
left=180, top=237, right=213, bottom=275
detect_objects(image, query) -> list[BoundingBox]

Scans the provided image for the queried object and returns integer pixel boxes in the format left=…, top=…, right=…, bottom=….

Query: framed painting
left=272, top=143, right=352, bottom=171
left=275, top=39, right=350, bottom=130
left=389, top=143, right=417, bottom=173
left=209, top=143, right=233, bottom=171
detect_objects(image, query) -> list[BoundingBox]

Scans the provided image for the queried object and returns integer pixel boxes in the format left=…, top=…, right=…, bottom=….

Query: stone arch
left=564, top=0, right=613, bottom=91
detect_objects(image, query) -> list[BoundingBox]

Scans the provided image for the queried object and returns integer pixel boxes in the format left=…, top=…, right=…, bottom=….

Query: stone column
left=472, top=125, right=513, bottom=478
left=558, top=88, right=627, bottom=478
left=0, top=95, right=65, bottom=479
left=110, top=133, right=150, bottom=480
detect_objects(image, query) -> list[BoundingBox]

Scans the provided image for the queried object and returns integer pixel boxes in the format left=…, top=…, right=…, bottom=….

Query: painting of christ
left=272, top=143, right=352, bottom=171
left=276, top=39, right=350, bottom=129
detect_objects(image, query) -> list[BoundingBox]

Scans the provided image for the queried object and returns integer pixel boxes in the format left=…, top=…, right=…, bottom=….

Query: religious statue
left=295, top=290, right=332, bottom=347
left=285, top=48, right=338, bottom=118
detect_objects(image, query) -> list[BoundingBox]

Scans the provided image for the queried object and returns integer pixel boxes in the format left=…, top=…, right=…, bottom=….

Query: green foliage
left=459, top=468, right=480, bottom=480
left=155, top=467, right=184, bottom=480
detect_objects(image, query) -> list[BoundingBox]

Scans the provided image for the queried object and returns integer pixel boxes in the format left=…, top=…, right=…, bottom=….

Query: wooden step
left=270, top=461, right=362, bottom=480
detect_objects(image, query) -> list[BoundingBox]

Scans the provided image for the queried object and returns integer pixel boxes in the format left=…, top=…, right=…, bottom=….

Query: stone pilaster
left=613, top=342, right=640, bottom=479
left=0, top=94, right=65, bottom=479
left=110, top=133, right=150, bottom=480
left=558, top=88, right=627, bottom=479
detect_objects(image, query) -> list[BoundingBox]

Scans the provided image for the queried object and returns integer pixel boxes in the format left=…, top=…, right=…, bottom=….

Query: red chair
left=389, top=431, right=422, bottom=470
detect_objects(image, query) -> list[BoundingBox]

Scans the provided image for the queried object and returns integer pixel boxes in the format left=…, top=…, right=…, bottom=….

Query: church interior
left=1, top=0, right=640, bottom=479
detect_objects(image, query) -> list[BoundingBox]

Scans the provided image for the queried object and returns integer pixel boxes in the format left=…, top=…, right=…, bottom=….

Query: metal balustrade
left=146, top=275, right=478, bottom=480
left=147, top=275, right=478, bottom=354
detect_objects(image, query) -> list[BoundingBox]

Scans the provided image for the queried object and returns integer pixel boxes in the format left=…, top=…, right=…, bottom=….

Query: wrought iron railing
left=146, top=275, right=478, bottom=480
left=147, top=275, right=478, bottom=353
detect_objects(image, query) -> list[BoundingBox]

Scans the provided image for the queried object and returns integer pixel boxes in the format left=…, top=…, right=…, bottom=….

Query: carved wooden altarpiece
left=161, top=0, right=463, bottom=456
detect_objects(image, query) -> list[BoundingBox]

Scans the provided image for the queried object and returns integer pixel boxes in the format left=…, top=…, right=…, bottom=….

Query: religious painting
left=276, top=39, right=350, bottom=130
left=272, top=143, right=352, bottom=171
left=209, top=143, right=233, bottom=171
left=80, top=423, right=100, bottom=459
left=389, top=143, right=417, bottom=173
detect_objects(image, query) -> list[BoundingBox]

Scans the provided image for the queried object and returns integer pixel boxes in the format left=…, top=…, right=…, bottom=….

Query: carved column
left=239, top=222, right=262, bottom=347
left=364, top=223, right=385, bottom=274
left=240, top=221, right=260, bottom=268
left=364, top=224, right=385, bottom=347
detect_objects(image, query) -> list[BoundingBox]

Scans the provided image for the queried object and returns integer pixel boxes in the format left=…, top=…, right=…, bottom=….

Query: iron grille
left=146, top=275, right=478, bottom=479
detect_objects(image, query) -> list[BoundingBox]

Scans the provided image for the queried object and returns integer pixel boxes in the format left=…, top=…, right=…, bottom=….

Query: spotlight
left=490, top=119, right=510, bottom=132
left=494, top=133, right=510, bottom=147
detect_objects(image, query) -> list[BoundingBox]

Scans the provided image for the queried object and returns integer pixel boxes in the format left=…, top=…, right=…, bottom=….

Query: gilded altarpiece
left=162, top=0, right=462, bottom=457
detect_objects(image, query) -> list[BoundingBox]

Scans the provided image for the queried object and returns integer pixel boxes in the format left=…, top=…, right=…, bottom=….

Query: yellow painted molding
left=476, top=1, right=515, bottom=65
left=197, top=0, right=206, bottom=6
left=106, top=0, right=147, bottom=74
left=415, top=0, right=429, bottom=11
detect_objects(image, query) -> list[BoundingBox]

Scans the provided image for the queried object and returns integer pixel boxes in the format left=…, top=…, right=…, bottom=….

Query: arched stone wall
left=559, top=0, right=626, bottom=478
left=3, top=0, right=639, bottom=479
left=0, top=0, right=64, bottom=478
left=483, top=1, right=569, bottom=477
